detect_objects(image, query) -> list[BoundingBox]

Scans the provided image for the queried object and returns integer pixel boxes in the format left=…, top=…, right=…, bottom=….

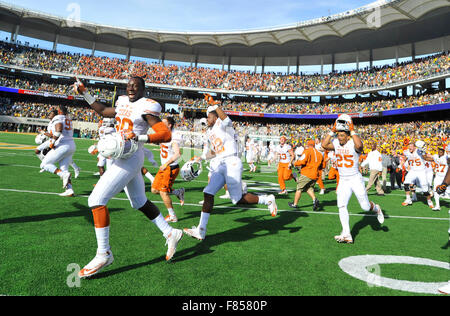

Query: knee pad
left=404, top=184, right=410, bottom=192
left=423, top=191, right=431, bottom=197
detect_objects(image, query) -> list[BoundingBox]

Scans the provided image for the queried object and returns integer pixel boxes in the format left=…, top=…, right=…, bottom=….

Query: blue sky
left=7, top=0, right=376, bottom=32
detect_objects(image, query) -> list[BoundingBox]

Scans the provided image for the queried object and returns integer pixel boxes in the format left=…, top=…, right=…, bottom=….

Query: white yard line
left=0, top=188, right=448, bottom=222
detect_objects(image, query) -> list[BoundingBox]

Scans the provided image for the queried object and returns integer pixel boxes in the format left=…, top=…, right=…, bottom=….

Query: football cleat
left=402, top=199, right=412, bottom=206
left=438, top=282, right=450, bottom=295
left=427, top=201, right=434, bottom=209
left=174, top=188, right=185, bottom=206
left=165, top=214, right=178, bottom=223
left=78, top=251, right=114, bottom=279
left=375, top=204, right=384, bottom=224
left=183, top=226, right=206, bottom=241
left=279, top=190, right=288, bottom=195
left=61, top=172, right=71, bottom=189
left=432, top=206, right=441, bottom=212
left=74, top=168, right=80, bottom=179
left=198, top=200, right=204, bottom=205
left=268, top=195, right=278, bottom=217
left=59, top=189, right=75, bottom=197
left=319, top=189, right=326, bottom=195
left=334, top=234, right=354, bottom=244
left=165, top=229, right=183, bottom=261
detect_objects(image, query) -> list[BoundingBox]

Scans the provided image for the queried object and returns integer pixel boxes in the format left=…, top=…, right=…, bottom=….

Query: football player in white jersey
left=246, top=138, right=257, bottom=173
left=151, top=116, right=185, bottom=223
left=435, top=157, right=450, bottom=295
left=183, top=96, right=278, bottom=241
left=39, top=105, right=76, bottom=197
left=36, top=109, right=81, bottom=179
left=424, top=146, right=449, bottom=211
left=401, top=142, right=434, bottom=208
left=322, top=115, right=384, bottom=244
left=73, top=77, right=183, bottom=278
left=267, top=141, right=276, bottom=167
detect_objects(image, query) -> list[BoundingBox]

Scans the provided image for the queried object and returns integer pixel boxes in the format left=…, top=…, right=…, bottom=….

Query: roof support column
left=395, top=46, right=399, bottom=65
left=11, top=24, right=20, bottom=43
left=222, top=56, right=225, bottom=71
left=227, top=56, right=231, bottom=72
left=91, top=41, right=96, bottom=56
left=126, top=47, right=131, bottom=60
left=411, top=42, right=416, bottom=61
left=160, top=52, right=166, bottom=65
left=254, top=58, right=258, bottom=73
left=287, top=57, right=290, bottom=74
left=52, top=33, right=59, bottom=52
left=355, top=51, right=359, bottom=71
left=331, top=54, right=335, bottom=73
left=369, top=49, right=373, bottom=69
left=261, top=56, right=265, bottom=74
left=320, top=56, right=324, bottom=75
left=296, top=55, right=300, bottom=76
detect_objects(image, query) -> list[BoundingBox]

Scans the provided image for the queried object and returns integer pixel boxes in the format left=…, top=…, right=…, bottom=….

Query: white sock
left=167, top=208, right=175, bottom=217
left=199, top=212, right=210, bottom=232
left=258, top=195, right=269, bottom=205
left=95, top=227, right=111, bottom=254
left=152, top=214, right=173, bottom=238
left=338, top=207, right=351, bottom=236
left=434, top=193, right=440, bottom=208
left=145, top=172, right=154, bottom=183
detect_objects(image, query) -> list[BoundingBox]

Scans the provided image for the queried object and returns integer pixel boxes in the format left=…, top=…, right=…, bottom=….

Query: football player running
left=73, top=76, right=183, bottom=279
left=322, top=115, right=384, bottom=244
left=424, top=146, right=449, bottom=211
left=36, top=109, right=81, bottom=179
left=401, top=141, right=434, bottom=208
left=183, top=95, right=278, bottom=241
left=151, top=116, right=185, bottom=223
left=39, top=105, right=76, bottom=197
left=435, top=157, right=450, bottom=295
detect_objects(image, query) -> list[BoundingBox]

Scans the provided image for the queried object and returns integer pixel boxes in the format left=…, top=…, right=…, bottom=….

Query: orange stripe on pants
left=317, top=169, right=325, bottom=190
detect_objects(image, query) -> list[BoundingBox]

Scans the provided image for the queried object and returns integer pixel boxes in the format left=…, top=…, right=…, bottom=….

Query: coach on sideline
left=289, top=140, right=324, bottom=212
left=361, top=143, right=385, bottom=196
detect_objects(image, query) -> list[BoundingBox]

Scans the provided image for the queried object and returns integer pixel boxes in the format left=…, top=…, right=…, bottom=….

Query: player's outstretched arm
left=73, top=78, right=116, bottom=118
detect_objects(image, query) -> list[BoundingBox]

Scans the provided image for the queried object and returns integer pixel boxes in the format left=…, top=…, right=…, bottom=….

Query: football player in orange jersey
left=275, top=136, right=295, bottom=195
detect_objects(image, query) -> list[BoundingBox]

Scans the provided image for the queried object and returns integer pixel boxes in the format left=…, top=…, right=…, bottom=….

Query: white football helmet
left=97, top=133, right=139, bottom=160
left=415, top=140, right=426, bottom=150
left=102, top=118, right=116, bottom=128
left=181, top=160, right=203, bottom=182
left=35, top=134, right=48, bottom=145
left=335, top=114, right=353, bottom=132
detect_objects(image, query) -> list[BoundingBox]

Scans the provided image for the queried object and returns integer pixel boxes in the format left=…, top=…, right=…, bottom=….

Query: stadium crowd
left=179, top=90, right=450, bottom=114
left=1, top=40, right=448, bottom=94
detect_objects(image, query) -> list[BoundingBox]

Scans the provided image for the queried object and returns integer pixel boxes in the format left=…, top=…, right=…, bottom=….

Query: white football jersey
left=276, top=144, right=292, bottom=164
left=160, top=130, right=182, bottom=167
left=433, top=154, right=449, bottom=176
left=206, top=117, right=238, bottom=159
left=332, top=139, right=360, bottom=177
left=403, top=149, right=426, bottom=172
left=53, top=115, right=74, bottom=146
left=115, top=96, right=162, bottom=136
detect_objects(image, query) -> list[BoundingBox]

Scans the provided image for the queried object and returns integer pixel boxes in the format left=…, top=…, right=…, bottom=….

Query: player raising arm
left=183, top=95, right=278, bottom=241
left=73, top=77, right=183, bottom=279
left=322, top=115, right=384, bottom=244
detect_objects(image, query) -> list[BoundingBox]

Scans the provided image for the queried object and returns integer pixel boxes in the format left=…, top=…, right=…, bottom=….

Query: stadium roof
left=0, top=0, right=449, bottom=67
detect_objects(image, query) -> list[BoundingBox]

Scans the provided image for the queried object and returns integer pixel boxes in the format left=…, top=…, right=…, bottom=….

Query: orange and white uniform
left=403, top=149, right=429, bottom=193
left=327, top=151, right=340, bottom=188
left=203, top=117, right=244, bottom=205
left=88, top=96, right=163, bottom=210
left=433, top=153, right=449, bottom=190
left=152, top=130, right=182, bottom=193
left=276, top=143, right=294, bottom=191
left=332, top=138, right=371, bottom=211
left=40, top=115, right=76, bottom=175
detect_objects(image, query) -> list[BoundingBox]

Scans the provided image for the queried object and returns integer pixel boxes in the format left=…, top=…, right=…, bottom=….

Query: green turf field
left=0, top=132, right=448, bottom=296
